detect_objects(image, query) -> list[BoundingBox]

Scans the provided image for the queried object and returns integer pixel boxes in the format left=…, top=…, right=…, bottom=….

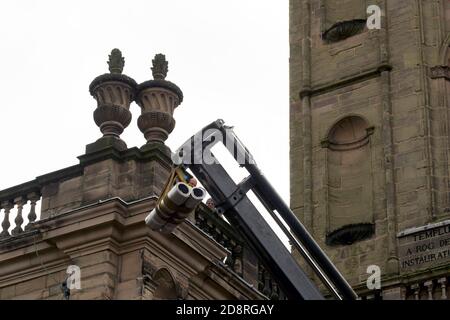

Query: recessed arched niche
left=321, top=116, right=375, bottom=246
left=152, top=268, right=179, bottom=300
left=322, top=0, right=367, bottom=42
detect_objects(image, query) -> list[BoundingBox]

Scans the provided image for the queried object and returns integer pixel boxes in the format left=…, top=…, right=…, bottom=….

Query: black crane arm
left=173, top=119, right=357, bottom=300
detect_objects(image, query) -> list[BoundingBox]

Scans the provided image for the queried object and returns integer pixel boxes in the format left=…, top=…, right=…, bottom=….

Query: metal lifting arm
left=174, top=119, right=357, bottom=300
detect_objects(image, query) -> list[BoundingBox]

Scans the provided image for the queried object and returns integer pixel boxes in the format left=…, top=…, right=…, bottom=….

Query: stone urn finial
left=136, top=53, right=183, bottom=152
left=151, top=54, right=168, bottom=80
left=87, top=49, right=137, bottom=153
left=108, top=48, right=125, bottom=74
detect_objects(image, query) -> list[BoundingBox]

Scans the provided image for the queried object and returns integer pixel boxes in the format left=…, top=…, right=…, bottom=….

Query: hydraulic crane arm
left=173, top=119, right=357, bottom=300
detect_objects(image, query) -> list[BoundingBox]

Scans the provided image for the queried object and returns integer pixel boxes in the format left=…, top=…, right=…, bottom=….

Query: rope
left=33, top=233, right=66, bottom=300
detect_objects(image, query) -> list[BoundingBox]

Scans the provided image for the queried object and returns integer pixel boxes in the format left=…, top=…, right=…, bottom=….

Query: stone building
left=290, top=0, right=450, bottom=299
left=0, top=50, right=275, bottom=300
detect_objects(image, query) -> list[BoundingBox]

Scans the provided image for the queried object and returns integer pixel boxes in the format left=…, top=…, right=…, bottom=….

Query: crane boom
left=173, top=119, right=357, bottom=300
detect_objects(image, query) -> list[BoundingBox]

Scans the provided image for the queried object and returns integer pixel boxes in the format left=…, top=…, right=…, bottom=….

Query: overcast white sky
left=0, top=1, right=289, bottom=207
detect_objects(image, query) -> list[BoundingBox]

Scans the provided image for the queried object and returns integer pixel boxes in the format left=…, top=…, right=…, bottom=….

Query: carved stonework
left=152, top=54, right=168, bottom=80
left=93, top=105, right=132, bottom=137
left=136, top=54, right=183, bottom=147
left=11, top=197, right=25, bottom=235
left=137, top=111, right=175, bottom=143
left=108, top=48, right=125, bottom=74
left=88, top=49, right=137, bottom=152
left=322, top=19, right=367, bottom=42
left=429, top=66, right=450, bottom=80
left=142, top=259, right=157, bottom=277
left=0, top=201, right=13, bottom=238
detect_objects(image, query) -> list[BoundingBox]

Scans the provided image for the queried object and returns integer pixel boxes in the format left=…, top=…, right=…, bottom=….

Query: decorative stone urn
left=87, top=48, right=137, bottom=152
left=135, top=54, right=183, bottom=149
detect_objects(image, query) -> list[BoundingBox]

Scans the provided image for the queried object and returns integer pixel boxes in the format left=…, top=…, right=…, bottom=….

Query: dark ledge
left=326, top=223, right=375, bottom=246
left=322, top=19, right=367, bottom=43
left=78, top=143, right=173, bottom=169
left=85, top=136, right=128, bottom=154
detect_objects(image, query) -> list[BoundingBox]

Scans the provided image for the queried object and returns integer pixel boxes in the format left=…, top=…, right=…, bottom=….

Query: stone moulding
left=299, top=63, right=393, bottom=99
left=322, top=19, right=367, bottom=43
left=397, top=219, right=450, bottom=238
left=137, top=79, right=183, bottom=104
left=137, top=111, right=176, bottom=143
left=89, top=73, right=138, bottom=97
left=322, top=126, right=375, bottom=151
left=93, top=104, right=132, bottom=137
left=326, top=223, right=375, bottom=246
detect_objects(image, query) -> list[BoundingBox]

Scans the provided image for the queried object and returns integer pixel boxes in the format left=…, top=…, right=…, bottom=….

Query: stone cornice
left=299, top=63, right=392, bottom=99
left=79, top=143, right=173, bottom=167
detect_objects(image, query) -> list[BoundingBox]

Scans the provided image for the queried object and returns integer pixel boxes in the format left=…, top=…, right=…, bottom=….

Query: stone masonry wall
left=290, top=0, right=450, bottom=294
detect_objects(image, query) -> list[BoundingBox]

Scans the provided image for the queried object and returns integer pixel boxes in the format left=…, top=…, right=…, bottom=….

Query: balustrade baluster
left=438, top=278, right=447, bottom=300
left=424, top=280, right=433, bottom=300
left=11, top=197, right=25, bottom=235
left=25, top=192, right=40, bottom=231
left=411, top=283, right=420, bottom=300
left=0, top=201, right=13, bottom=238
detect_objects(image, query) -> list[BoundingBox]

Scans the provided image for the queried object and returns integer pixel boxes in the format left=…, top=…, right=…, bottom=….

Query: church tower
left=290, top=0, right=450, bottom=299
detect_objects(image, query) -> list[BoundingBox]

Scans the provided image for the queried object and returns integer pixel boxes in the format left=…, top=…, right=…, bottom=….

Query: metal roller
left=145, top=182, right=191, bottom=231
left=159, top=222, right=179, bottom=234
left=145, top=183, right=206, bottom=233
left=145, top=208, right=166, bottom=230
left=167, top=182, right=192, bottom=206
left=184, top=187, right=206, bottom=209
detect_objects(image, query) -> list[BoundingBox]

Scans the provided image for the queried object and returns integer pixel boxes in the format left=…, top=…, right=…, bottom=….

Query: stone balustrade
left=194, top=205, right=244, bottom=276
left=0, top=190, right=41, bottom=239
left=407, top=276, right=449, bottom=300
left=0, top=163, right=84, bottom=241
left=258, top=264, right=286, bottom=300
left=194, top=203, right=286, bottom=299
left=355, top=275, right=450, bottom=300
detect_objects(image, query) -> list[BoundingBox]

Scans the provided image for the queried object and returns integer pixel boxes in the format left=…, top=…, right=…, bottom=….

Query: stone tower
left=290, top=1, right=450, bottom=299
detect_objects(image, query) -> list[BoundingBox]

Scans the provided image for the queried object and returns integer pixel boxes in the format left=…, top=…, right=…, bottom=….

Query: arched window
left=322, top=116, right=375, bottom=245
